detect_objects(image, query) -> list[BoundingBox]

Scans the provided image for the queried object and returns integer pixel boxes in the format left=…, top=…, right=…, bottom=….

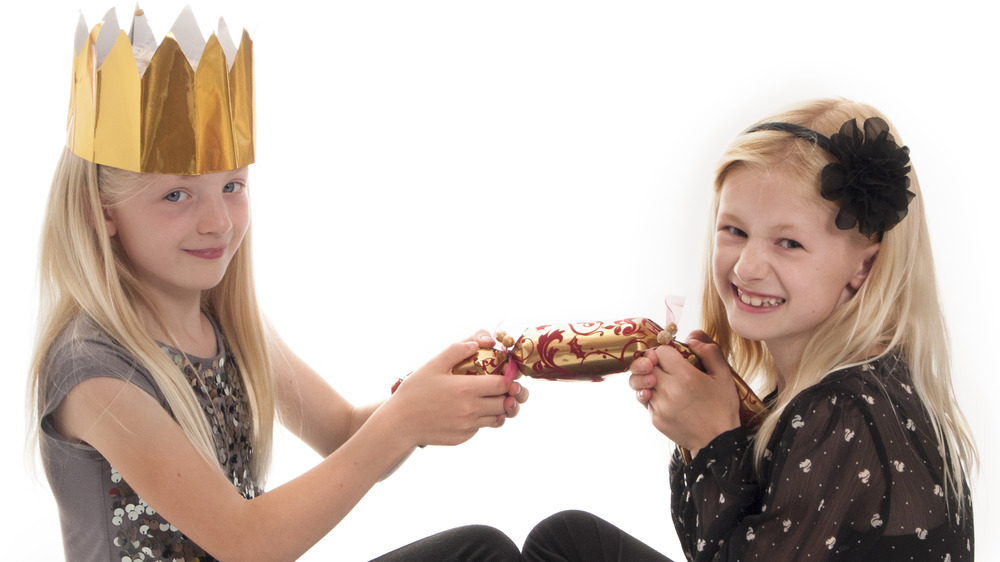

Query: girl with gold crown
left=28, top=7, right=526, bottom=560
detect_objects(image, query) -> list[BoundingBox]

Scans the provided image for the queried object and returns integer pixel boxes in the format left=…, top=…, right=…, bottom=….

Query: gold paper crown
left=67, top=6, right=254, bottom=175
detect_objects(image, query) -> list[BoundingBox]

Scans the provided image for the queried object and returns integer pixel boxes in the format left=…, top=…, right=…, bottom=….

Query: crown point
left=95, top=8, right=121, bottom=67
left=74, top=12, right=89, bottom=55
left=216, top=17, right=238, bottom=68
left=169, top=5, right=205, bottom=65
left=129, top=4, right=157, bottom=57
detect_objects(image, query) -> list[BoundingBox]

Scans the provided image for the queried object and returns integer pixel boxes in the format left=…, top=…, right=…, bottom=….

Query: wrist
left=367, top=398, right=422, bottom=453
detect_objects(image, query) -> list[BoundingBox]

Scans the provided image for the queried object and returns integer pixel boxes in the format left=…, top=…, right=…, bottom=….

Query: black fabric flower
left=820, top=117, right=915, bottom=237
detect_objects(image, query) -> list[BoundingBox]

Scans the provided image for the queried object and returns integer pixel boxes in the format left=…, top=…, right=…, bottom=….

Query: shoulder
left=786, top=355, right=913, bottom=418
left=766, top=355, right=917, bottom=466
left=41, top=314, right=164, bottom=417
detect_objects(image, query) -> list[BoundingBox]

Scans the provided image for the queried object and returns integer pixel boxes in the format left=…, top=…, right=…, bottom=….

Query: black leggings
left=522, top=510, right=674, bottom=562
left=370, top=524, right=520, bottom=562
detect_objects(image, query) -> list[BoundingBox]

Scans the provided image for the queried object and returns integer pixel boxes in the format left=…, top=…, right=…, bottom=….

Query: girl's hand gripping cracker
left=653, top=322, right=768, bottom=462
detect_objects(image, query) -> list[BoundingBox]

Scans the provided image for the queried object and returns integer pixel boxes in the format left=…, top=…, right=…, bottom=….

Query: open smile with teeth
left=737, top=288, right=785, bottom=308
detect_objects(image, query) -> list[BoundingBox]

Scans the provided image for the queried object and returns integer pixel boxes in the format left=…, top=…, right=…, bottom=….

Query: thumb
left=424, top=341, right=480, bottom=373
left=686, top=338, right=729, bottom=378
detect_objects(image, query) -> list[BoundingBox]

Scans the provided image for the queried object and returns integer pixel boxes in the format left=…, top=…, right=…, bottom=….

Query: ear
left=848, top=243, right=881, bottom=291
left=103, top=207, right=118, bottom=237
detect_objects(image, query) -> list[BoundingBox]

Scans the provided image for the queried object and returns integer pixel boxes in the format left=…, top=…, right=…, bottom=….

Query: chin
left=724, top=309, right=773, bottom=342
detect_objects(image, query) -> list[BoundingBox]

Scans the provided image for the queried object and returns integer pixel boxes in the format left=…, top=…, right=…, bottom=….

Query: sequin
left=104, top=339, right=260, bottom=561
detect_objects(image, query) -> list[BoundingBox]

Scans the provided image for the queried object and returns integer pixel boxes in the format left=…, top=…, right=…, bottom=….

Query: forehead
left=718, top=166, right=839, bottom=231
left=147, top=166, right=250, bottom=186
left=118, top=167, right=249, bottom=196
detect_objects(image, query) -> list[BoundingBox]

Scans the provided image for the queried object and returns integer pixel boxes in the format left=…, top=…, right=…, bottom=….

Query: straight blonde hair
left=702, top=98, right=977, bottom=507
left=28, top=148, right=275, bottom=483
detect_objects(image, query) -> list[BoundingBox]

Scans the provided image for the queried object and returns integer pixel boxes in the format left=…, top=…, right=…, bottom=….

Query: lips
left=736, top=287, right=785, bottom=308
left=185, top=246, right=226, bottom=259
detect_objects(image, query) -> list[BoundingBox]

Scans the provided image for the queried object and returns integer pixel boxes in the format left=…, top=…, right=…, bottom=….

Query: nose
left=733, top=241, right=769, bottom=283
left=198, top=193, right=233, bottom=235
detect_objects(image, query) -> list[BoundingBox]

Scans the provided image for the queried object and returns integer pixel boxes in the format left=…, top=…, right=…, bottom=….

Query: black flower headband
left=744, top=117, right=915, bottom=238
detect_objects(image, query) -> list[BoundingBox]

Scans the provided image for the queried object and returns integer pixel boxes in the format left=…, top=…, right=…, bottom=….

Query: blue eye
left=223, top=181, right=244, bottom=193
left=164, top=190, right=188, bottom=202
left=724, top=226, right=747, bottom=237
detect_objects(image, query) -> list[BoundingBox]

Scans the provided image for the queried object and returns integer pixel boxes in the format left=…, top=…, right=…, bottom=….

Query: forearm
left=350, top=400, right=414, bottom=480
left=222, top=409, right=413, bottom=560
left=348, top=400, right=382, bottom=438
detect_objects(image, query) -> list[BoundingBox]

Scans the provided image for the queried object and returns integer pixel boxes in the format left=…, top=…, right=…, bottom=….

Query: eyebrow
left=716, top=212, right=805, bottom=234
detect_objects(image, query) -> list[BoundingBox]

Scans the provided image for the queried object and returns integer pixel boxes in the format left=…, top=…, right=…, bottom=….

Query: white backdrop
left=2, top=1, right=995, bottom=560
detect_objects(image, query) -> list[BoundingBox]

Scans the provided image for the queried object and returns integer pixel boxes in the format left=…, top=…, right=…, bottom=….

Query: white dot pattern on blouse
left=669, top=355, right=974, bottom=561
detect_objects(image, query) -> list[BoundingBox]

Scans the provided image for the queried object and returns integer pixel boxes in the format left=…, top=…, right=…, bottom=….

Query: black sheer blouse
left=669, top=355, right=973, bottom=561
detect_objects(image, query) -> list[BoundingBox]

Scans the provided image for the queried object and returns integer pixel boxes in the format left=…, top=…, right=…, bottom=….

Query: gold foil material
left=453, top=319, right=660, bottom=381
left=514, top=318, right=662, bottom=381
left=452, top=317, right=769, bottom=463
left=452, top=348, right=509, bottom=376
left=66, top=10, right=255, bottom=174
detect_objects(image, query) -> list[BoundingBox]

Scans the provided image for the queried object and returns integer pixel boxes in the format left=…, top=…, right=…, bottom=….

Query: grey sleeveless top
left=39, top=314, right=261, bottom=561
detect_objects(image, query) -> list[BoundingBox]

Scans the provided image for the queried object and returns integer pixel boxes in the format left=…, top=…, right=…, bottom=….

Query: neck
left=770, top=339, right=887, bottom=395
left=767, top=339, right=806, bottom=395
left=139, top=290, right=217, bottom=358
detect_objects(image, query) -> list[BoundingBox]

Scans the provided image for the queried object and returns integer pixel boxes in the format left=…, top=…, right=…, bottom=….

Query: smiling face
left=712, top=165, right=879, bottom=375
left=103, top=167, right=250, bottom=305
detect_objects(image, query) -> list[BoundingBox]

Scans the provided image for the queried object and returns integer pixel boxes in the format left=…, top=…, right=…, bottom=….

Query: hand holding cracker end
left=632, top=323, right=768, bottom=462
left=466, top=329, right=529, bottom=423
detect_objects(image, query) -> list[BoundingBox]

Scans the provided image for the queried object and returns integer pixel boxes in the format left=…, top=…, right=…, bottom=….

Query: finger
left=427, top=341, right=480, bottom=373
left=481, top=374, right=516, bottom=396
left=467, top=329, right=496, bottom=348
left=629, top=355, right=654, bottom=375
left=478, top=400, right=508, bottom=426
left=628, top=372, right=656, bottom=391
left=644, top=348, right=660, bottom=366
left=652, top=343, right=684, bottom=368
left=508, top=381, right=529, bottom=404
left=480, top=394, right=510, bottom=417
left=687, top=338, right=728, bottom=377
left=686, top=330, right=716, bottom=346
left=457, top=373, right=512, bottom=397
left=636, top=388, right=651, bottom=405
left=503, top=395, right=521, bottom=418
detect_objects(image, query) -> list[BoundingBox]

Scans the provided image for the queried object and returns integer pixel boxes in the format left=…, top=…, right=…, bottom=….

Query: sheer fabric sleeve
left=734, top=382, right=896, bottom=559
left=669, top=367, right=972, bottom=561
left=669, top=427, right=762, bottom=559
left=671, top=382, right=892, bottom=560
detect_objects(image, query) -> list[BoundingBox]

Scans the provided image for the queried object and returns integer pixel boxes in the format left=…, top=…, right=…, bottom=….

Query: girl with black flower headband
left=522, top=98, right=977, bottom=561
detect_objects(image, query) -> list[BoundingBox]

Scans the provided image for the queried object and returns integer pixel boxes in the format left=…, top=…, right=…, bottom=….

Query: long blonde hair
left=702, top=98, right=977, bottom=504
left=28, top=148, right=275, bottom=482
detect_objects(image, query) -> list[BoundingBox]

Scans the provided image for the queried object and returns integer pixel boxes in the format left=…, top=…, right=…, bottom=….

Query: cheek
left=114, top=227, right=163, bottom=270
left=230, top=202, right=251, bottom=243
left=711, top=250, right=732, bottom=295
